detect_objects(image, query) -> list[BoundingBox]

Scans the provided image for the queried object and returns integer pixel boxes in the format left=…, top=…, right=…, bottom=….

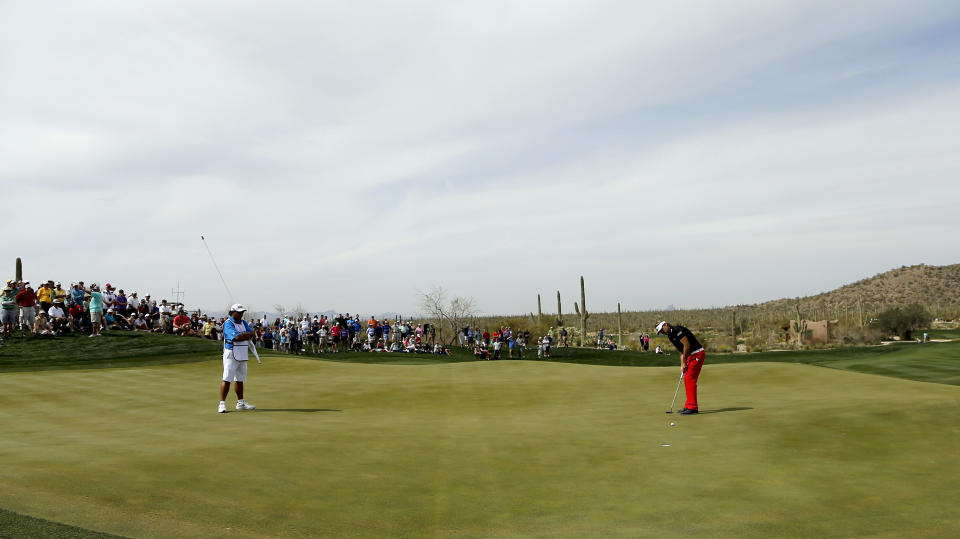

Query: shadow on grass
left=256, top=408, right=343, bottom=413
left=697, top=407, right=753, bottom=414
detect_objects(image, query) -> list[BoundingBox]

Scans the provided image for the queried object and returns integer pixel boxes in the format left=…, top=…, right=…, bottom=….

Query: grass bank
left=0, top=506, right=124, bottom=538
left=3, top=330, right=959, bottom=386
left=0, top=331, right=220, bottom=372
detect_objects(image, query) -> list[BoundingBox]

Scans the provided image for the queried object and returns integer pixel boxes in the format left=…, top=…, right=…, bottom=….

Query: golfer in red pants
left=656, top=321, right=705, bottom=414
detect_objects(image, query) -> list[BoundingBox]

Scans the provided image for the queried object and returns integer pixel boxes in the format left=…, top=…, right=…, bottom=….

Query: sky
left=2, top=0, right=960, bottom=317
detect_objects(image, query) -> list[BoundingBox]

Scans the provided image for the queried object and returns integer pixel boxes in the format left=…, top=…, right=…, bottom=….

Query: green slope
left=0, top=507, right=124, bottom=538
left=3, top=331, right=959, bottom=387
left=0, top=331, right=220, bottom=372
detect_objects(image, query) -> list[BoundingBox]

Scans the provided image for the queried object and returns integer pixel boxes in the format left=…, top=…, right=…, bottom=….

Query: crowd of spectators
left=0, top=281, right=464, bottom=357
left=459, top=325, right=554, bottom=360
left=3, top=278, right=637, bottom=358
left=0, top=278, right=204, bottom=343
left=593, top=328, right=651, bottom=351
left=256, top=318, right=570, bottom=360
left=252, top=314, right=453, bottom=356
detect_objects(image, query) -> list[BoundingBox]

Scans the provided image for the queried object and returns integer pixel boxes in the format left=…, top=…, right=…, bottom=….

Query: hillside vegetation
left=758, top=263, right=960, bottom=318
left=469, top=263, right=960, bottom=351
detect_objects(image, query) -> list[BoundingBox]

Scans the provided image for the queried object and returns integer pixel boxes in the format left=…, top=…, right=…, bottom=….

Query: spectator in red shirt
left=330, top=324, right=341, bottom=352
left=68, top=302, right=85, bottom=332
left=173, top=310, right=195, bottom=336
left=15, top=283, right=38, bottom=333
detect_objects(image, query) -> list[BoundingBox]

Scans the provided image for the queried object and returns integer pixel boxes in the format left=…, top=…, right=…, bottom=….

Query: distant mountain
left=758, top=263, right=960, bottom=314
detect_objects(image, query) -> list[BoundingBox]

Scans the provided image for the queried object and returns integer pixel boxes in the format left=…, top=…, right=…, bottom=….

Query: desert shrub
left=876, top=304, right=932, bottom=339
left=835, top=326, right=883, bottom=345
left=744, top=335, right=765, bottom=352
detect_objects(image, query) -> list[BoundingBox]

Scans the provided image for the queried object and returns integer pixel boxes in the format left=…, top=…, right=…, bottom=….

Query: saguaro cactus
left=556, top=291, right=564, bottom=327
left=574, top=276, right=589, bottom=347
left=16, top=257, right=22, bottom=281
left=617, top=302, right=622, bottom=349
left=858, top=295, right=864, bottom=327
left=537, top=294, right=543, bottom=324
left=793, top=304, right=807, bottom=347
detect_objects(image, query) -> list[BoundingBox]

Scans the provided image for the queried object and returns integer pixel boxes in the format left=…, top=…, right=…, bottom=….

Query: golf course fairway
left=1, top=357, right=958, bottom=537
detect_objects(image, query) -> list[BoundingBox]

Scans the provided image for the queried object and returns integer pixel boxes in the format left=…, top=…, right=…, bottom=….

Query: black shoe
left=679, top=408, right=699, bottom=415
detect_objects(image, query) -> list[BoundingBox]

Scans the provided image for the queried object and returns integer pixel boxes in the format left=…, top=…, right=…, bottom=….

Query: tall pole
left=171, top=282, right=186, bottom=305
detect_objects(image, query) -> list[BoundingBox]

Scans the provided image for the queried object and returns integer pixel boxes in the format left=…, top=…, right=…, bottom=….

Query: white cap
left=655, top=321, right=667, bottom=334
left=230, top=303, right=247, bottom=313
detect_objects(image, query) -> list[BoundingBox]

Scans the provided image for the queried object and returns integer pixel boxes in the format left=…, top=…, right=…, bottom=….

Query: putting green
left=0, top=358, right=957, bottom=537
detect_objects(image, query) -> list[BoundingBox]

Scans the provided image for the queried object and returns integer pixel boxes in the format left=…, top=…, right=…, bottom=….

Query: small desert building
left=789, top=320, right=840, bottom=345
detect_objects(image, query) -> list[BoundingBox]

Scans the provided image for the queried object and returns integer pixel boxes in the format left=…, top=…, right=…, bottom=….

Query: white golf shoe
left=236, top=399, right=256, bottom=411
left=217, top=401, right=227, bottom=413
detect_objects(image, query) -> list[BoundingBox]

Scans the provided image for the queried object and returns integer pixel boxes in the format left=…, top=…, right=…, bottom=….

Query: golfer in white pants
left=219, top=303, right=256, bottom=413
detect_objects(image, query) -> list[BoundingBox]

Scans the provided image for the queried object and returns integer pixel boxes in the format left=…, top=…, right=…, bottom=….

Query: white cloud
left=2, top=0, right=959, bottom=315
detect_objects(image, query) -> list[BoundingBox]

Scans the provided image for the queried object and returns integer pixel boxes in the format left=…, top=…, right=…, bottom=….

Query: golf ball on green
left=669, top=422, right=676, bottom=426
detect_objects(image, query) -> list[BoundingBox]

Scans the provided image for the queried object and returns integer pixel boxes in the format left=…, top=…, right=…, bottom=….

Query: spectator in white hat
left=102, top=284, right=116, bottom=312
left=158, top=300, right=173, bottom=333
left=33, top=311, right=55, bottom=336
left=133, top=313, right=149, bottom=331
left=127, top=291, right=140, bottom=313
left=1, top=285, right=17, bottom=336
left=48, top=300, right=68, bottom=333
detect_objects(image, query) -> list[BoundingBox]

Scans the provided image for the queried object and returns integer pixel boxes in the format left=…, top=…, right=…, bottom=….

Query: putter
left=665, top=371, right=683, bottom=414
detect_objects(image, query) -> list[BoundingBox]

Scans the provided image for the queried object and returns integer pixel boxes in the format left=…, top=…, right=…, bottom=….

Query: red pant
left=684, top=349, right=705, bottom=410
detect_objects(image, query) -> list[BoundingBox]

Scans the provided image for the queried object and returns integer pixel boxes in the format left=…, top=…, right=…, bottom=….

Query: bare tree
left=420, top=285, right=448, bottom=343
left=419, top=285, right=477, bottom=345
left=418, top=284, right=447, bottom=341
left=447, top=295, right=477, bottom=344
left=274, top=304, right=286, bottom=321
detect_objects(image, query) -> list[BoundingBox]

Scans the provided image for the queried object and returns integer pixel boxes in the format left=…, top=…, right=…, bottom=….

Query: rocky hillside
left=760, top=264, right=960, bottom=318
